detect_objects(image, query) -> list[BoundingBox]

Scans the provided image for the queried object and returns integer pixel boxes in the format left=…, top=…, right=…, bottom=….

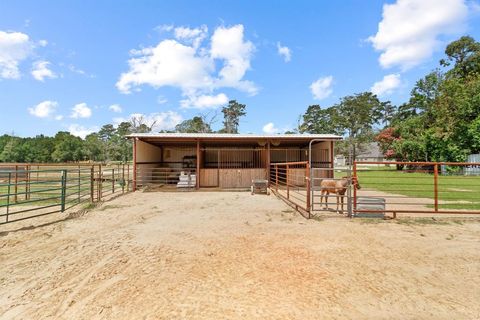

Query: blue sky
left=1, top=0, right=479, bottom=137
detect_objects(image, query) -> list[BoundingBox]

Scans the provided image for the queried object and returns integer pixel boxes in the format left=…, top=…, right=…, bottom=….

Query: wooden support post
left=61, top=170, right=67, bottom=212
left=434, top=164, right=439, bottom=212
left=196, top=140, right=200, bottom=189
left=99, top=164, right=103, bottom=201
left=90, top=166, right=94, bottom=202
left=266, top=142, right=271, bottom=180
left=112, top=169, right=115, bottom=194
left=330, top=141, right=335, bottom=178
left=122, top=163, right=125, bottom=193
left=133, top=138, right=137, bottom=191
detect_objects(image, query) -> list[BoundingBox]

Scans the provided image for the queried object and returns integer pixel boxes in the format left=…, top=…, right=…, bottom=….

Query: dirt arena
left=1, top=191, right=479, bottom=319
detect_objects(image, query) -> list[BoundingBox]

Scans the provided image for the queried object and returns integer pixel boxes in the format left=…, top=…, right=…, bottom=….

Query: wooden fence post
left=90, top=166, right=94, bottom=202
left=434, top=163, right=439, bottom=212
left=98, top=164, right=103, bottom=201
left=61, top=170, right=67, bottom=212
left=122, top=163, right=125, bottom=193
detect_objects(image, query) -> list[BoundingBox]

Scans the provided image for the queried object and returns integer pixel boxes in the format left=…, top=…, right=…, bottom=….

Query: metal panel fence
left=0, top=164, right=132, bottom=225
left=353, top=161, right=480, bottom=216
left=269, top=161, right=310, bottom=218
left=135, top=165, right=196, bottom=189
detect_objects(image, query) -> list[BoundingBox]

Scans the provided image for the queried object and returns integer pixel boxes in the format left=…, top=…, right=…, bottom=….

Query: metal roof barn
left=127, top=133, right=342, bottom=190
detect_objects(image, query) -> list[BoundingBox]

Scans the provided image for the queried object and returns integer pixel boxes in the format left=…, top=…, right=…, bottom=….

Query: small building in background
left=355, top=142, right=385, bottom=163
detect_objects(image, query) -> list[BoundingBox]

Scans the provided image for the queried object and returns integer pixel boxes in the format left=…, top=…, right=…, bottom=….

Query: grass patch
left=344, top=167, right=480, bottom=210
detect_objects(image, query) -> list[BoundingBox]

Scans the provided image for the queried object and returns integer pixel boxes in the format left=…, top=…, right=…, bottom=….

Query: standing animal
left=320, top=176, right=361, bottom=213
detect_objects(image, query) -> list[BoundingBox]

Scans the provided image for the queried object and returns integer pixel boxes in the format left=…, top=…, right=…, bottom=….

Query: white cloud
left=114, top=111, right=183, bottom=131
left=68, top=124, right=98, bottom=139
left=368, top=0, right=469, bottom=70
left=0, top=30, right=33, bottom=79
left=371, top=74, right=402, bottom=96
left=117, top=24, right=257, bottom=108
left=28, top=100, right=59, bottom=118
left=174, top=25, right=208, bottom=48
left=31, top=60, right=57, bottom=81
left=55, top=115, right=63, bottom=121
left=276, top=42, right=291, bottom=62
left=210, top=25, right=257, bottom=95
left=180, top=93, right=228, bottom=109
left=70, top=103, right=92, bottom=118
left=38, top=39, right=48, bottom=47
left=116, top=39, right=214, bottom=94
left=108, top=104, right=122, bottom=113
left=310, top=76, right=333, bottom=100
left=262, top=122, right=280, bottom=134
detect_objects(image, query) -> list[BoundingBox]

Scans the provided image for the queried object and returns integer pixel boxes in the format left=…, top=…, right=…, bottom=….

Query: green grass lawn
left=0, top=179, right=121, bottom=208
left=335, top=166, right=480, bottom=210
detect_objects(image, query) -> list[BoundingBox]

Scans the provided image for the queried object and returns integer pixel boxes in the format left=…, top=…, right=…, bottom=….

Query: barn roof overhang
left=127, top=133, right=342, bottom=145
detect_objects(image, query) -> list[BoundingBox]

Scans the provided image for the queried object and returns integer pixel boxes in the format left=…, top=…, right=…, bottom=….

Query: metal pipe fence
left=135, top=165, right=196, bottom=190
left=269, top=161, right=310, bottom=218
left=353, top=161, right=480, bottom=216
left=0, top=164, right=133, bottom=225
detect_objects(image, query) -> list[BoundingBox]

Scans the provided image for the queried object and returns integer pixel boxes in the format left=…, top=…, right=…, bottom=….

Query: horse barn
left=128, top=133, right=341, bottom=190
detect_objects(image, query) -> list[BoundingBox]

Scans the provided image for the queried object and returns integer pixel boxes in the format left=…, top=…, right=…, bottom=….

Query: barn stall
left=129, top=133, right=341, bottom=190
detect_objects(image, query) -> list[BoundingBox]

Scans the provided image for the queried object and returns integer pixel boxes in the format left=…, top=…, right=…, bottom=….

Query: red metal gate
left=269, top=161, right=311, bottom=218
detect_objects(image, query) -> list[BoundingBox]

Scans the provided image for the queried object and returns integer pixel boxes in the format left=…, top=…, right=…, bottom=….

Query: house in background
left=335, top=142, right=390, bottom=166
left=128, top=133, right=341, bottom=190
left=356, top=142, right=386, bottom=163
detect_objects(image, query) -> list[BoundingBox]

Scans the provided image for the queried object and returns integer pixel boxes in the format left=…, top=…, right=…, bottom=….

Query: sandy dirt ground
left=1, top=191, right=480, bottom=319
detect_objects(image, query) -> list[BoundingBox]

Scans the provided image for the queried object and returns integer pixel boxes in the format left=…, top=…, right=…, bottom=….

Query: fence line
left=269, top=161, right=310, bottom=218
left=0, top=164, right=132, bottom=225
left=353, top=161, right=480, bottom=217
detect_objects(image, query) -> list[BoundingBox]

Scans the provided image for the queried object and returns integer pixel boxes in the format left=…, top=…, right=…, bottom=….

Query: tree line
left=297, top=35, right=480, bottom=163
left=1, top=36, right=478, bottom=164
left=0, top=100, right=247, bottom=163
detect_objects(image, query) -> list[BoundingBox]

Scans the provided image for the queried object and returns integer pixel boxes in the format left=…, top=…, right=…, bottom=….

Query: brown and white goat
left=320, top=176, right=361, bottom=213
